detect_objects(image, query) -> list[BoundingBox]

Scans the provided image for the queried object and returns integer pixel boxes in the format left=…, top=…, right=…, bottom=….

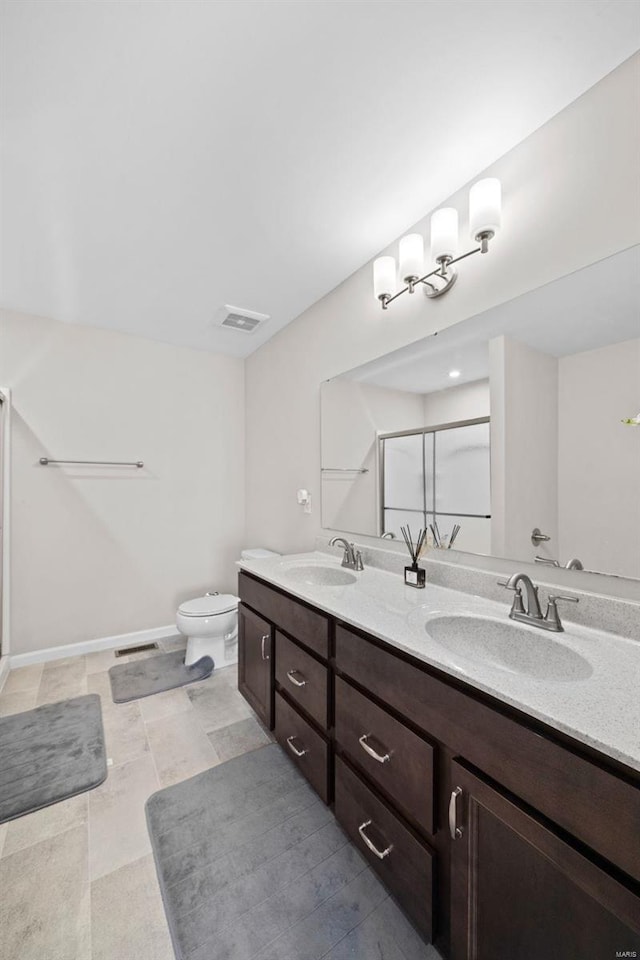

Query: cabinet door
left=238, top=603, right=273, bottom=728
left=449, top=761, right=640, bottom=960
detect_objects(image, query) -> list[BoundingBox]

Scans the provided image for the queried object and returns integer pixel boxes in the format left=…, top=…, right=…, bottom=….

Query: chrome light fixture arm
left=373, top=177, right=501, bottom=311
left=378, top=238, right=490, bottom=310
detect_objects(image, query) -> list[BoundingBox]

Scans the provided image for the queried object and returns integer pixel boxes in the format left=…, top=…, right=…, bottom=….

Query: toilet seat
left=178, top=594, right=239, bottom=618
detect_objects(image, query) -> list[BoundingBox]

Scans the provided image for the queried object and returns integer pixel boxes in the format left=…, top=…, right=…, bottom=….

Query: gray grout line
left=142, top=703, right=166, bottom=796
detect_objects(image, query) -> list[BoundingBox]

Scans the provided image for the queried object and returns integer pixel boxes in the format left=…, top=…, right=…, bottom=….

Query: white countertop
left=238, top=551, right=640, bottom=774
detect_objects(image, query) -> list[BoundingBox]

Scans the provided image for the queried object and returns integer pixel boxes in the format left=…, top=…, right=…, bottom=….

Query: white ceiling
left=344, top=245, right=640, bottom=393
left=2, top=1, right=639, bottom=358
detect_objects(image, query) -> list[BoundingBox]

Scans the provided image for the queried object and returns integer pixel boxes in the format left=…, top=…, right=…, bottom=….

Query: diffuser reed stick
left=400, top=525, right=426, bottom=588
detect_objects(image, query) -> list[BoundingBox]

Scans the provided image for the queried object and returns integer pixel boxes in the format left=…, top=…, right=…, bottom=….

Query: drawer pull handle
left=358, top=734, right=391, bottom=764
left=261, top=634, right=270, bottom=660
left=449, top=786, right=464, bottom=840
left=286, top=735, right=308, bottom=758
left=358, top=820, right=393, bottom=860
left=287, top=669, right=307, bottom=688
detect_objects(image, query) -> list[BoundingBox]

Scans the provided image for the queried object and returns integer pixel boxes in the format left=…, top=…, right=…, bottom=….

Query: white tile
left=2, top=794, right=88, bottom=859
left=0, top=689, right=37, bottom=716
left=42, top=655, right=87, bottom=675
left=86, top=648, right=126, bottom=675
left=86, top=669, right=117, bottom=708
left=88, top=755, right=159, bottom=881
left=207, top=716, right=273, bottom=762
left=98, top=696, right=150, bottom=766
left=146, top=709, right=221, bottom=787
left=90, top=854, right=173, bottom=960
left=36, top=671, right=87, bottom=707
left=158, top=635, right=187, bottom=652
left=0, top=824, right=90, bottom=960
left=2, top=663, right=44, bottom=694
left=139, top=686, right=193, bottom=723
left=186, top=680, right=253, bottom=734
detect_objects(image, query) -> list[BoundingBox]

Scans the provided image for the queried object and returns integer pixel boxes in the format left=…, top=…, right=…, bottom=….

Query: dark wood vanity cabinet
left=334, top=675, right=435, bottom=836
left=449, top=761, right=640, bottom=960
left=237, top=603, right=273, bottom=728
left=238, top=571, right=640, bottom=958
left=275, top=630, right=329, bottom=729
left=335, top=754, right=434, bottom=940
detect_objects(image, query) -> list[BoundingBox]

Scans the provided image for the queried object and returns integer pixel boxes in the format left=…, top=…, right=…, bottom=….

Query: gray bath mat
left=146, top=742, right=432, bottom=960
left=0, top=693, right=107, bottom=824
left=109, top=648, right=213, bottom=703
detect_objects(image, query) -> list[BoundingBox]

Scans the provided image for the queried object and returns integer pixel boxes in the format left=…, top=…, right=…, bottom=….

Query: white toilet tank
left=240, top=548, right=280, bottom=561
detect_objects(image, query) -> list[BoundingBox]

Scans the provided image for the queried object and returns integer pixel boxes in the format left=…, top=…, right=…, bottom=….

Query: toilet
left=176, top=548, right=280, bottom=667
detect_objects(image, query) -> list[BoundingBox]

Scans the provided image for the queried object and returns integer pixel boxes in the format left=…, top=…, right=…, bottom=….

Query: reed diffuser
left=400, top=525, right=427, bottom=588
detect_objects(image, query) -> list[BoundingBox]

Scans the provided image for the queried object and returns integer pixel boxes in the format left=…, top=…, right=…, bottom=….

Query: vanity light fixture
left=373, top=177, right=502, bottom=309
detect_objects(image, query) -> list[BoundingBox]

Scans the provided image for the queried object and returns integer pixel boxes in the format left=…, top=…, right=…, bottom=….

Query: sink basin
left=280, top=563, right=358, bottom=587
left=425, top=614, right=593, bottom=681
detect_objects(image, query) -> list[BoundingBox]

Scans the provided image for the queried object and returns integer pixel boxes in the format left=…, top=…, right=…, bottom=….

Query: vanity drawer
left=335, top=676, right=434, bottom=835
left=335, top=624, right=640, bottom=883
left=335, top=756, right=434, bottom=941
left=274, top=691, right=330, bottom=803
left=275, top=632, right=329, bottom=730
left=239, top=572, right=329, bottom=659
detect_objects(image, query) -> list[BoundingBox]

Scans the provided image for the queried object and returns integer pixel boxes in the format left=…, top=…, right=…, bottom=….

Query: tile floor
left=0, top=638, right=273, bottom=960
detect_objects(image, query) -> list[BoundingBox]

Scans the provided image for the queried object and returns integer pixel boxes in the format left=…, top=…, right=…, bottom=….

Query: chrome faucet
left=498, top=572, right=578, bottom=632
left=329, top=537, right=364, bottom=571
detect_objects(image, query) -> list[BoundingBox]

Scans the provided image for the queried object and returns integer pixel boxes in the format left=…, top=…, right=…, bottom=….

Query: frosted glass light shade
left=469, top=178, right=501, bottom=239
left=399, top=234, right=424, bottom=282
left=430, top=208, right=458, bottom=261
left=373, top=256, right=397, bottom=301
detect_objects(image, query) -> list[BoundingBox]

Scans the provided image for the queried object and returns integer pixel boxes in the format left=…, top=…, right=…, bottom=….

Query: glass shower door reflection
left=381, top=434, right=425, bottom=538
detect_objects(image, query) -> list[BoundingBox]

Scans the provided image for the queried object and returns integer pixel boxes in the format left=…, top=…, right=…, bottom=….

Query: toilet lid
left=178, top=594, right=239, bottom=617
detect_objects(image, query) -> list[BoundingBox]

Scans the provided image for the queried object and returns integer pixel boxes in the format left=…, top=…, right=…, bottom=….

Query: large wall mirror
left=321, top=245, right=640, bottom=580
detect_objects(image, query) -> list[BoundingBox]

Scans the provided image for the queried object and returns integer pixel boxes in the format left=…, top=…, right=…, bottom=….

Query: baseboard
left=0, top=656, right=10, bottom=694
left=8, top=624, right=178, bottom=670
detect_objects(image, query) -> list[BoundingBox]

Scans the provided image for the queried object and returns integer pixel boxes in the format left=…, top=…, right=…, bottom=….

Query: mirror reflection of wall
left=490, top=332, right=640, bottom=578
left=320, top=245, right=640, bottom=580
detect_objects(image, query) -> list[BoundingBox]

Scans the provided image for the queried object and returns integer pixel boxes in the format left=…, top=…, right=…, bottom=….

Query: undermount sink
left=425, top=614, right=593, bottom=681
left=279, top=562, right=358, bottom=587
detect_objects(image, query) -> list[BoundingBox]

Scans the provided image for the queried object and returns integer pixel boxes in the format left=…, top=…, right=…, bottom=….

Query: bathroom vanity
left=237, top=556, right=640, bottom=959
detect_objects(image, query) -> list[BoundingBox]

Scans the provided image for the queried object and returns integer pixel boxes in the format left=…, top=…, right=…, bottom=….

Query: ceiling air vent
left=215, top=304, right=270, bottom=333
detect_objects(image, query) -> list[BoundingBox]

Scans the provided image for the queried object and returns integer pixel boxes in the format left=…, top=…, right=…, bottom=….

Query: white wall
left=422, top=379, right=490, bottom=426
left=489, top=336, right=558, bottom=563
left=0, top=310, right=245, bottom=655
left=245, top=55, right=640, bottom=555
left=321, top=379, right=424, bottom=535
left=558, top=338, right=640, bottom=577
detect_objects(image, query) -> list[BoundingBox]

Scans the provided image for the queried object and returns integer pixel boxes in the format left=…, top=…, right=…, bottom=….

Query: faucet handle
left=498, top=579, right=526, bottom=616
left=544, top=594, right=579, bottom=631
